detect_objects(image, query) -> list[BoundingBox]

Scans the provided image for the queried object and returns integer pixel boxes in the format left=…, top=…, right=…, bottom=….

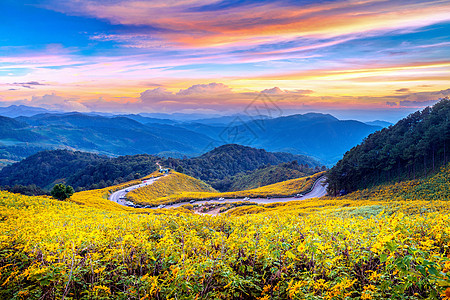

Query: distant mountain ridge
left=178, top=113, right=381, bottom=164
left=365, top=120, right=393, bottom=128
left=0, top=112, right=215, bottom=162
left=0, top=107, right=381, bottom=165
left=0, top=105, right=56, bottom=118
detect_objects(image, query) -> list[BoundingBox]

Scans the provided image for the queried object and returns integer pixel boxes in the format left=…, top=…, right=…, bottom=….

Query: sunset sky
left=1, top=0, right=449, bottom=121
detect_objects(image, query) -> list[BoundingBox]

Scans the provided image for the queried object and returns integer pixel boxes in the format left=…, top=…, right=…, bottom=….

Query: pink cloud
left=261, top=87, right=286, bottom=95
left=44, top=0, right=450, bottom=49
left=13, top=93, right=90, bottom=112
left=177, top=83, right=232, bottom=96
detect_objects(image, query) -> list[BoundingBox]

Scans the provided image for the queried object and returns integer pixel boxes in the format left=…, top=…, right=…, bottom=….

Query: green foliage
left=327, top=97, right=450, bottom=194
left=0, top=150, right=108, bottom=189
left=68, top=154, right=159, bottom=190
left=0, top=150, right=159, bottom=192
left=50, top=183, right=74, bottom=200
left=0, top=184, right=48, bottom=196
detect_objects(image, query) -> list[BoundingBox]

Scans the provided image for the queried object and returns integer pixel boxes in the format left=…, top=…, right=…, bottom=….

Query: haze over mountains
left=0, top=104, right=384, bottom=165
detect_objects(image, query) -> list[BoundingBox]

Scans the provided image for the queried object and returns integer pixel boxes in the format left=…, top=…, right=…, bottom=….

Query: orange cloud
left=49, top=0, right=450, bottom=48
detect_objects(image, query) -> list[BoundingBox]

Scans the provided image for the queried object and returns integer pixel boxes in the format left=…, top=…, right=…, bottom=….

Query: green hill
left=0, top=150, right=159, bottom=191
left=327, top=97, right=450, bottom=195
left=162, top=144, right=322, bottom=189
left=0, top=145, right=322, bottom=194
left=339, top=162, right=450, bottom=202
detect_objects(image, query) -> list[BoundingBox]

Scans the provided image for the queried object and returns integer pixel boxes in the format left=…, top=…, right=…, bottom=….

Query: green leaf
left=428, top=266, right=439, bottom=276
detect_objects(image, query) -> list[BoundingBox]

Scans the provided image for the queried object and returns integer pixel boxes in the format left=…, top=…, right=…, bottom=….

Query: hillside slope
left=165, top=144, right=321, bottom=188
left=0, top=116, right=45, bottom=143
left=1, top=172, right=449, bottom=298
left=128, top=171, right=324, bottom=206
left=327, top=98, right=450, bottom=194
left=0, top=150, right=159, bottom=190
left=213, top=160, right=323, bottom=191
left=338, top=162, right=450, bottom=202
left=127, top=172, right=217, bottom=204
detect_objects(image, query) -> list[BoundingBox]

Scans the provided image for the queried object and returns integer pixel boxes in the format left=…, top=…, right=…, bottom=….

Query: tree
left=51, top=184, right=75, bottom=200
left=176, top=165, right=184, bottom=173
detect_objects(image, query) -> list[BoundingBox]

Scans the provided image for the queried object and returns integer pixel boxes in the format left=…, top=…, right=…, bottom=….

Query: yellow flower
left=94, top=267, right=105, bottom=274
left=93, top=285, right=111, bottom=295
left=361, top=284, right=377, bottom=300
left=367, top=270, right=381, bottom=281
left=443, top=261, right=450, bottom=273
left=441, top=287, right=450, bottom=300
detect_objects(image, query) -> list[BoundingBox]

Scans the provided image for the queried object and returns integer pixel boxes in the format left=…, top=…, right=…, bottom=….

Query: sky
left=0, top=0, right=449, bottom=122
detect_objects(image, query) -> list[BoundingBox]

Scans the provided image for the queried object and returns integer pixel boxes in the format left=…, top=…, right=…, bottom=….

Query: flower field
left=128, top=171, right=324, bottom=206
left=1, top=167, right=450, bottom=299
left=127, top=172, right=217, bottom=206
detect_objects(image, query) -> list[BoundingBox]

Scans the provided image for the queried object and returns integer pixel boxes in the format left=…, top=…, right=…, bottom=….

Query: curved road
left=109, top=175, right=328, bottom=209
left=166, top=176, right=327, bottom=208
left=109, top=175, right=165, bottom=207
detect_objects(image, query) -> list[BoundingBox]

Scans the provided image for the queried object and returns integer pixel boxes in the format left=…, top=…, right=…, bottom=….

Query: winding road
left=108, top=175, right=328, bottom=209
left=109, top=175, right=165, bottom=207
left=166, top=176, right=328, bottom=208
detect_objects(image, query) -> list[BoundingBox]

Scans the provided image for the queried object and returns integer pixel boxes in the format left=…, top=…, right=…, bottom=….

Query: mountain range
left=0, top=105, right=384, bottom=165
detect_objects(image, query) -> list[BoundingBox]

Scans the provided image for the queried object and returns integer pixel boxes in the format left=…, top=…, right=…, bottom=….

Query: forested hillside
left=68, top=154, right=159, bottom=190
left=162, top=144, right=321, bottom=189
left=0, top=116, right=44, bottom=142
left=0, top=150, right=108, bottom=190
left=0, top=150, right=159, bottom=191
left=1, top=144, right=321, bottom=193
left=327, top=97, right=450, bottom=194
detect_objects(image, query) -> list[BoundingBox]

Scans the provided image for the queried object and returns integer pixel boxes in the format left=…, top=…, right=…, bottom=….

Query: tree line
left=326, top=97, right=450, bottom=195
left=1, top=144, right=323, bottom=195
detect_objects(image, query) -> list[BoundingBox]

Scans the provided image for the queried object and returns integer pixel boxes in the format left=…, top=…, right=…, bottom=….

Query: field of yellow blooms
left=128, top=171, right=324, bottom=206
left=127, top=172, right=217, bottom=206
left=1, top=167, right=450, bottom=299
